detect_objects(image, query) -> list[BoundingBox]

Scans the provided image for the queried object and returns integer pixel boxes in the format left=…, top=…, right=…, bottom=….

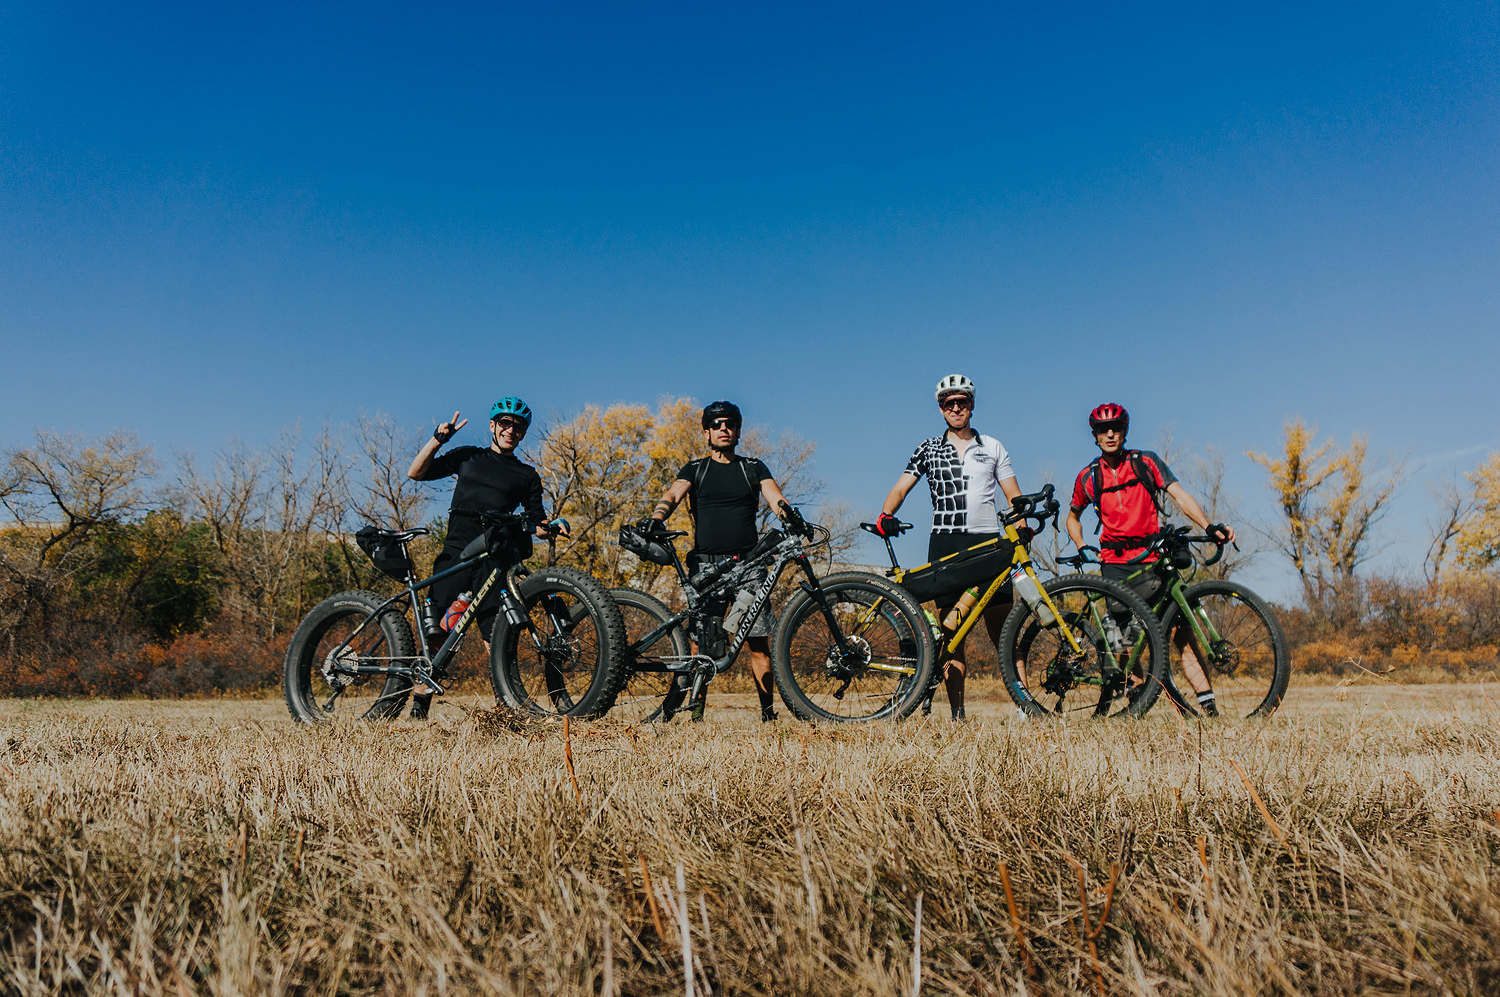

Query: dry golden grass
left=3, top=680, right=1499, bottom=996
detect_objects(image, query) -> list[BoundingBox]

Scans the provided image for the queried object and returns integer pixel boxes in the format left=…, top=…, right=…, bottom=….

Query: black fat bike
left=608, top=502, right=937, bottom=724
left=282, top=513, right=627, bottom=723
left=1062, top=526, right=1290, bottom=718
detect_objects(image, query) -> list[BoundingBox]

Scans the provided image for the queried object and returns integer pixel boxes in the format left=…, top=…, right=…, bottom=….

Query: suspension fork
left=794, top=555, right=858, bottom=658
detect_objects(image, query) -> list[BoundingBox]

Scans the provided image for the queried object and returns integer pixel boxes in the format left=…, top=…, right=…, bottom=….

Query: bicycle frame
left=319, top=541, right=569, bottom=711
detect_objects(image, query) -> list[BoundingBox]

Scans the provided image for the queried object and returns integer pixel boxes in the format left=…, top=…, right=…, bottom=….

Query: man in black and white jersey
left=644, top=400, right=794, bottom=722
left=873, top=374, right=1023, bottom=720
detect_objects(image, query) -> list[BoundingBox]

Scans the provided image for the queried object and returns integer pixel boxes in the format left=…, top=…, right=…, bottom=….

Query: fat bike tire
left=606, top=587, right=692, bottom=723
left=283, top=590, right=418, bottom=724
left=490, top=566, right=629, bottom=719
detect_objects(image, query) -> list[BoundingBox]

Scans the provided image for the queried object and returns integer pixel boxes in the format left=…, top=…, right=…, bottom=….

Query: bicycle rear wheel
left=1160, top=580, right=1290, bottom=718
left=283, top=590, right=418, bottom=723
left=490, top=567, right=628, bottom=719
left=999, top=573, right=1168, bottom=719
left=772, top=572, right=936, bottom=723
left=607, top=587, right=691, bottom=724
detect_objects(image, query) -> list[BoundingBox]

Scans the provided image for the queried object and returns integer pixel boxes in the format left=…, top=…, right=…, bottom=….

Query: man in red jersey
left=1064, top=403, right=1235, bottom=715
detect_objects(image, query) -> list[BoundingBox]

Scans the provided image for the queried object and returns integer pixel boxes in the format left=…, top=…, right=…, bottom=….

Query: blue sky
left=2, top=1, right=1497, bottom=598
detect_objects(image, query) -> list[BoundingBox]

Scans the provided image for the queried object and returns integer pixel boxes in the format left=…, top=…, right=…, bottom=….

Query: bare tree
left=178, top=425, right=351, bottom=637
left=0, top=430, right=158, bottom=642
left=352, top=412, right=431, bottom=530
left=1424, top=477, right=1473, bottom=583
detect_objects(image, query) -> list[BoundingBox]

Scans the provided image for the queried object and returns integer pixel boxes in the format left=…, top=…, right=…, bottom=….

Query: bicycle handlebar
left=1006, top=483, right=1060, bottom=532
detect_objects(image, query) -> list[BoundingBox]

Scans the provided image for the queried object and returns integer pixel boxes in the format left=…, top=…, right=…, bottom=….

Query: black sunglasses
left=706, top=418, right=739, bottom=431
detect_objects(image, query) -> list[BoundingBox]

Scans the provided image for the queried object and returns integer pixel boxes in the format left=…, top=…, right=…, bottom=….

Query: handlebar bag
left=899, top=537, right=1015, bottom=603
left=355, top=526, right=416, bottom=582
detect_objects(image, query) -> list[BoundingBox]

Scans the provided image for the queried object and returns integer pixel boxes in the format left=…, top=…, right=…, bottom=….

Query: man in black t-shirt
left=406, top=396, right=563, bottom=718
left=645, top=400, right=792, bottom=721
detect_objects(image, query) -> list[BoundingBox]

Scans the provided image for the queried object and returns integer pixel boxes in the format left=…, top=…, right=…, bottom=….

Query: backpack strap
left=685, top=456, right=761, bottom=521
left=1088, top=451, right=1163, bottom=534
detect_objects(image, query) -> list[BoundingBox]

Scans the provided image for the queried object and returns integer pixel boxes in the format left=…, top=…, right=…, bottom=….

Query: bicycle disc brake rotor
left=322, top=645, right=359, bottom=689
left=823, top=634, right=872, bottom=681
left=1209, top=639, right=1239, bottom=675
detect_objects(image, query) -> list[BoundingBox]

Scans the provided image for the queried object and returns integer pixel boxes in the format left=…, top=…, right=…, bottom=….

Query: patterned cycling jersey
left=903, top=432, right=1017, bottom=534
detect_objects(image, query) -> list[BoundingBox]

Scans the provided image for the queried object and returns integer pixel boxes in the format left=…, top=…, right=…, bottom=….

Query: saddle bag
left=355, top=526, right=416, bottom=582
left=899, top=537, right=1015, bottom=603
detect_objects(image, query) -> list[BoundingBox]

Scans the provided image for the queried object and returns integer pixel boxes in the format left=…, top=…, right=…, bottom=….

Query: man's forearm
left=407, top=439, right=440, bottom=480
left=650, top=495, right=678, bottom=521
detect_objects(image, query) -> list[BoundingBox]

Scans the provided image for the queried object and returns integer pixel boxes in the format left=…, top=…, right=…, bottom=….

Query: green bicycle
left=1060, top=527, right=1290, bottom=718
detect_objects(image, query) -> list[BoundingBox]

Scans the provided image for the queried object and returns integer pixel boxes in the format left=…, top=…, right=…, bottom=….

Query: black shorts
left=926, top=531, right=1011, bottom=611
left=1101, top=562, right=1165, bottom=609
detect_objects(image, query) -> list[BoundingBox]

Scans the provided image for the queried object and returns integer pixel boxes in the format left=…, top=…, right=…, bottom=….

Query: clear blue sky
left=3, top=1, right=1497, bottom=598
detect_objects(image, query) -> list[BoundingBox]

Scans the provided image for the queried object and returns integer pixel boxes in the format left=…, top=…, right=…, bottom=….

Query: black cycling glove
left=874, top=513, right=902, bottom=537
left=433, top=425, right=455, bottom=445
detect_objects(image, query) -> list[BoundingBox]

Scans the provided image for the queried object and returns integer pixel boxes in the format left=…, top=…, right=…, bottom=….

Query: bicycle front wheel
left=772, top=572, right=936, bottom=723
left=999, top=573, right=1168, bottom=719
left=490, top=567, right=628, bottom=719
left=1159, top=580, right=1290, bottom=718
left=283, top=590, right=418, bottom=723
left=607, top=587, right=690, bottom=724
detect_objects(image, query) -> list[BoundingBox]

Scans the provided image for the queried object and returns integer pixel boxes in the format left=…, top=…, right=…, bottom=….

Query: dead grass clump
left=1, top=701, right=1499, bottom=995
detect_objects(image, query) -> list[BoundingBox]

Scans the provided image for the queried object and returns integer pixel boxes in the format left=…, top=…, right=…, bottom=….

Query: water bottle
left=421, top=596, right=445, bottom=644
left=1009, top=569, right=1056, bottom=625
left=441, top=591, right=474, bottom=631
left=724, top=587, right=757, bottom=635
left=940, top=587, right=982, bottom=632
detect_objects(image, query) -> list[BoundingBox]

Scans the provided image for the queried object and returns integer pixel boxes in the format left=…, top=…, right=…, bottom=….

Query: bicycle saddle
left=365, top=527, right=429, bottom=543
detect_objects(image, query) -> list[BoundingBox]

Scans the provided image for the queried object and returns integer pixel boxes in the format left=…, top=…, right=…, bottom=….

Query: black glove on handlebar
left=1207, top=523, right=1230, bottom=542
left=1015, top=525, right=1034, bottom=546
left=637, top=517, right=667, bottom=536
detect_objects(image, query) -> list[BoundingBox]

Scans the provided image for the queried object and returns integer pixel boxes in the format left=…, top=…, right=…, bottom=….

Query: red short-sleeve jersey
left=1070, top=450, right=1177, bottom=564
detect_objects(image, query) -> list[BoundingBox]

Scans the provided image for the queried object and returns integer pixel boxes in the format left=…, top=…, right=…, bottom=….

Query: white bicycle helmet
left=935, top=374, right=976, bottom=402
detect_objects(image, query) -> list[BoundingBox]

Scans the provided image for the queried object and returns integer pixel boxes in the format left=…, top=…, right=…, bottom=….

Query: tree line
left=1, top=406, right=1496, bottom=696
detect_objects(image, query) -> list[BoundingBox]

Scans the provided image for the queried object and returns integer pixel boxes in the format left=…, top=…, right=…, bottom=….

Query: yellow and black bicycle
left=862, top=484, right=1170, bottom=719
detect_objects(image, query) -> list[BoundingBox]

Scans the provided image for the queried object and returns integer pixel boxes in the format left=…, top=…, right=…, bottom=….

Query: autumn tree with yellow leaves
left=1248, top=420, right=1403, bottom=623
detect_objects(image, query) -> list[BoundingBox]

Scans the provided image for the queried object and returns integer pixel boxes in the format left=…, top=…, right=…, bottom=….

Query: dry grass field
left=2, top=678, right=1499, bottom=996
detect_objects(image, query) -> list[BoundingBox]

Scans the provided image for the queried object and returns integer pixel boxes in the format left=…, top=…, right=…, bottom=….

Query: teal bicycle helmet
left=490, top=396, right=532, bottom=427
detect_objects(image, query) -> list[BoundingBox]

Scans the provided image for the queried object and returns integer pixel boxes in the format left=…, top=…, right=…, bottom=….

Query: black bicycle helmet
left=701, top=400, right=742, bottom=429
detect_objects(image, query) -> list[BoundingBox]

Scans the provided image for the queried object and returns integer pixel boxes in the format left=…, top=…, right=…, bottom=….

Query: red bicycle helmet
left=1088, top=403, right=1129, bottom=431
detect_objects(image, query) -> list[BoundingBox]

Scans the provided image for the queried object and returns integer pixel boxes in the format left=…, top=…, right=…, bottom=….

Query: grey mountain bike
left=608, top=502, right=937, bottom=724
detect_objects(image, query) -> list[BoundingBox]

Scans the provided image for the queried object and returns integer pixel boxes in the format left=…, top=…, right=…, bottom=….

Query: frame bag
left=899, top=537, right=1014, bottom=603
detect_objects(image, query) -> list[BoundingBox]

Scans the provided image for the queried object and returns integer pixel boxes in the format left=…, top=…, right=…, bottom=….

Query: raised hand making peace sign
left=433, top=411, right=468, bottom=444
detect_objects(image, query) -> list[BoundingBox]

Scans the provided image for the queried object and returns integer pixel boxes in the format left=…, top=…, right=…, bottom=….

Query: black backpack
left=684, top=456, right=762, bottom=521
left=1086, top=450, right=1163, bottom=534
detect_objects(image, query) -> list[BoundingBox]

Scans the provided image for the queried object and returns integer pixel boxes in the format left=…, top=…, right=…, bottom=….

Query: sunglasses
left=1094, top=423, right=1126, bottom=435
left=706, top=419, right=739, bottom=431
left=940, top=396, right=973, bottom=411
left=494, top=419, right=527, bottom=433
